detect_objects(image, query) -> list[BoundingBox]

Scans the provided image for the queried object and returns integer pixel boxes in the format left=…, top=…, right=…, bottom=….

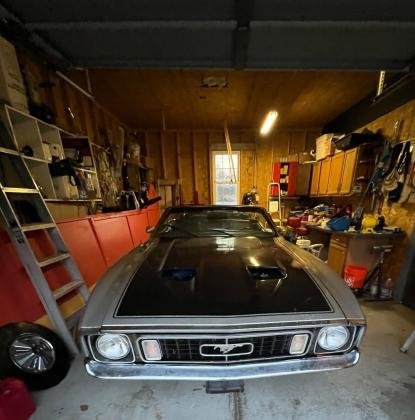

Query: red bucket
left=344, top=265, right=368, bottom=289
left=0, top=378, right=36, bottom=420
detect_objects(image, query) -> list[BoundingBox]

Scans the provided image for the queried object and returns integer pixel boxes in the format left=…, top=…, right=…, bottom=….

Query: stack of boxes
left=0, top=36, right=28, bottom=112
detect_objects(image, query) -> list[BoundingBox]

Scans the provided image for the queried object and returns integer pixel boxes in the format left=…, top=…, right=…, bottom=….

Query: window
left=211, top=151, right=240, bottom=205
left=157, top=207, right=275, bottom=238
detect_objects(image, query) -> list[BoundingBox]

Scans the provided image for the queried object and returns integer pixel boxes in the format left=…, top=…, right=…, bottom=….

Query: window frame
left=210, top=150, right=241, bottom=205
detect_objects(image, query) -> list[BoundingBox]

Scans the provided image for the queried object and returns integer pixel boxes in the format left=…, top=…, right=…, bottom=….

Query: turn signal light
left=141, top=339, right=162, bottom=361
left=289, top=334, right=309, bottom=355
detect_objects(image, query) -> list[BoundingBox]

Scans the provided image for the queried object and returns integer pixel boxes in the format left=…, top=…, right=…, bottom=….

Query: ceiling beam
left=323, top=72, right=415, bottom=133
left=25, top=21, right=232, bottom=30
left=0, top=3, right=72, bottom=70
left=232, top=0, right=255, bottom=70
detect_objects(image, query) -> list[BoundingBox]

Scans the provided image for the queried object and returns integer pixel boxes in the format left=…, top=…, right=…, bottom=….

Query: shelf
left=5, top=105, right=36, bottom=122
left=269, top=196, right=300, bottom=200
left=45, top=198, right=102, bottom=203
left=1, top=104, right=102, bottom=208
left=3, top=187, right=39, bottom=194
left=0, top=146, right=19, bottom=155
left=22, top=155, right=50, bottom=163
left=75, top=167, right=96, bottom=174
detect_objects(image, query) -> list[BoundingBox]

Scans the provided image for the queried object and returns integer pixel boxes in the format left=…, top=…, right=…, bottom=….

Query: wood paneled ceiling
left=87, top=69, right=379, bottom=130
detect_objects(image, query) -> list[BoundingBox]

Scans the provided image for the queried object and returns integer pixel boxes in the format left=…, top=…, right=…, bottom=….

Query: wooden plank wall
left=17, top=54, right=134, bottom=149
left=356, top=98, right=415, bottom=284
left=138, top=128, right=319, bottom=207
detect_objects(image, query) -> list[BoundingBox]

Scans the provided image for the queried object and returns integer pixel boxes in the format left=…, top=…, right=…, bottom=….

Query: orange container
left=344, top=265, right=368, bottom=289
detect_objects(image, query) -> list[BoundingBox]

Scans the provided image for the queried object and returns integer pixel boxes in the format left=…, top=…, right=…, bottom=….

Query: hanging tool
left=352, top=122, right=402, bottom=227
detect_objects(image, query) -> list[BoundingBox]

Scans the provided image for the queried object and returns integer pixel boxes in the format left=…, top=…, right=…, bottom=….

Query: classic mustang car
left=79, top=205, right=366, bottom=384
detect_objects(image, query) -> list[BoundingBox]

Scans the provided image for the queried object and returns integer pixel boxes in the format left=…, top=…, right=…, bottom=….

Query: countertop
left=304, top=223, right=405, bottom=239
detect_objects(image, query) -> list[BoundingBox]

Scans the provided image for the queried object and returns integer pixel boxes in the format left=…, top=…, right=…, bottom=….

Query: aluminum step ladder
left=0, top=147, right=89, bottom=355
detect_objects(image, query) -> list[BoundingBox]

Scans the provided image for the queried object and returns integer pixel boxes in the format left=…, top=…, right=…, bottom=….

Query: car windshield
left=156, top=208, right=275, bottom=238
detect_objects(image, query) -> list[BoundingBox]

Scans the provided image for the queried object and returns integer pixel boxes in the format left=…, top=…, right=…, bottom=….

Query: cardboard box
left=49, top=143, right=64, bottom=160
left=316, top=134, right=335, bottom=160
left=0, top=36, right=28, bottom=112
left=52, top=176, right=79, bottom=199
left=287, top=153, right=299, bottom=162
left=42, top=142, right=52, bottom=161
left=298, top=151, right=314, bottom=163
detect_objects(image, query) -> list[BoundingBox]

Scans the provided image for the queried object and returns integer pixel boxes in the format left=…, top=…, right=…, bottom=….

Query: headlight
left=96, top=334, right=131, bottom=360
left=317, top=326, right=349, bottom=351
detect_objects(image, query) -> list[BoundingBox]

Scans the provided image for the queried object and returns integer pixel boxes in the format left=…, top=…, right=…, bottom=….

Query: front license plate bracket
left=205, top=380, right=245, bottom=394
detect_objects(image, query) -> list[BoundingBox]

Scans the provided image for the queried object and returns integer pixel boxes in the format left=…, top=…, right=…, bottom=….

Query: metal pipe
left=376, top=70, right=386, bottom=97
left=56, top=71, right=94, bottom=100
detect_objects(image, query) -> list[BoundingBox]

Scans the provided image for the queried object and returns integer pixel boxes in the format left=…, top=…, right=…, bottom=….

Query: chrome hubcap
left=9, top=333, right=56, bottom=373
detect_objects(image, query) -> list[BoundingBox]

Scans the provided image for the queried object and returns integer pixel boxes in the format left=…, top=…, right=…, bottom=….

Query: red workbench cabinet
left=0, top=205, right=160, bottom=327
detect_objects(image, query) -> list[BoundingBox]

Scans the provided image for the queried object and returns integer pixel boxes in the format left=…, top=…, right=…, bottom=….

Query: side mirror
left=146, top=226, right=155, bottom=233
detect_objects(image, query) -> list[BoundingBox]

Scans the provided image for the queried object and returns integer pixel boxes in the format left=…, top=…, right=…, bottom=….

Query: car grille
left=140, top=333, right=309, bottom=363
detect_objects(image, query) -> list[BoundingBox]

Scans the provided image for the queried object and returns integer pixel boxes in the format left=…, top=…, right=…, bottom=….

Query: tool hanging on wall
left=353, top=121, right=402, bottom=226
left=399, top=145, right=415, bottom=204
left=224, top=120, right=237, bottom=184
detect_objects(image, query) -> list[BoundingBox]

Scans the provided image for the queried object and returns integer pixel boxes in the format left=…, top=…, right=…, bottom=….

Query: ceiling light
left=260, top=111, right=278, bottom=136
left=201, top=76, right=227, bottom=89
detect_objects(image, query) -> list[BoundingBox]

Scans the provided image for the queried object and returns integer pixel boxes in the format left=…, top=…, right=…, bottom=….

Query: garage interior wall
left=0, top=52, right=155, bottom=327
left=140, top=129, right=319, bottom=207
left=17, top=54, right=133, bottom=150
left=356, top=98, right=415, bottom=283
left=2, top=46, right=415, bottom=327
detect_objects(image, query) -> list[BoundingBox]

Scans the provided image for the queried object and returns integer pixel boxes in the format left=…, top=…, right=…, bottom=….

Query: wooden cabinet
left=318, top=159, right=331, bottom=195
left=327, top=152, right=344, bottom=195
left=296, top=164, right=312, bottom=196
left=327, top=235, right=349, bottom=275
left=340, top=148, right=358, bottom=194
left=310, top=161, right=321, bottom=196
left=308, top=146, right=369, bottom=196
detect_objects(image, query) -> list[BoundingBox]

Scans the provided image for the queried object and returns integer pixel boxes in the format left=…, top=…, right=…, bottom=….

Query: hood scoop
left=247, top=266, right=287, bottom=281
left=161, top=268, right=196, bottom=281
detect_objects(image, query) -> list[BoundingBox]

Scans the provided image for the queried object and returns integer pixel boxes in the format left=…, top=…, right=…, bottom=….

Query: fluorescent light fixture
left=260, top=110, right=278, bottom=136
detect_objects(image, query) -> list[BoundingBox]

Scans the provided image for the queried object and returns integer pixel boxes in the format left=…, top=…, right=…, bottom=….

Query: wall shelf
left=22, top=155, right=50, bottom=163
left=0, top=104, right=102, bottom=211
left=45, top=198, right=102, bottom=203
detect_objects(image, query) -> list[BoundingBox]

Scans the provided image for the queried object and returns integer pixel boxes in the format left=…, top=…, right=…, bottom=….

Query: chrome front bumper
left=85, top=349, right=359, bottom=381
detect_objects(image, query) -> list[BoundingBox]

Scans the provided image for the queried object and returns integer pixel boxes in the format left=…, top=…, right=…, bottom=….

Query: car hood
left=116, top=236, right=332, bottom=317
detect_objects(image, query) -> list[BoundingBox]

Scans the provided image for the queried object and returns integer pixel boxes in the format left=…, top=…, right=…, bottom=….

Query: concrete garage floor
left=32, top=302, right=415, bottom=420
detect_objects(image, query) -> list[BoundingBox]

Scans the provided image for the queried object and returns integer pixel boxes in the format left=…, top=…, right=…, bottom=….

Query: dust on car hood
left=116, top=236, right=332, bottom=317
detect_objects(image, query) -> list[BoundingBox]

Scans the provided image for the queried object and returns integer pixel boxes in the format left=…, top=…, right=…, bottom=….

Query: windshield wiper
left=204, top=228, right=234, bottom=237
left=159, top=223, right=198, bottom=237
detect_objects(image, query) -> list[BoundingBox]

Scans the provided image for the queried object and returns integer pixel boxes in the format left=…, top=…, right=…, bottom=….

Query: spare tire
left=0, top=322, right=71, bottom=390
